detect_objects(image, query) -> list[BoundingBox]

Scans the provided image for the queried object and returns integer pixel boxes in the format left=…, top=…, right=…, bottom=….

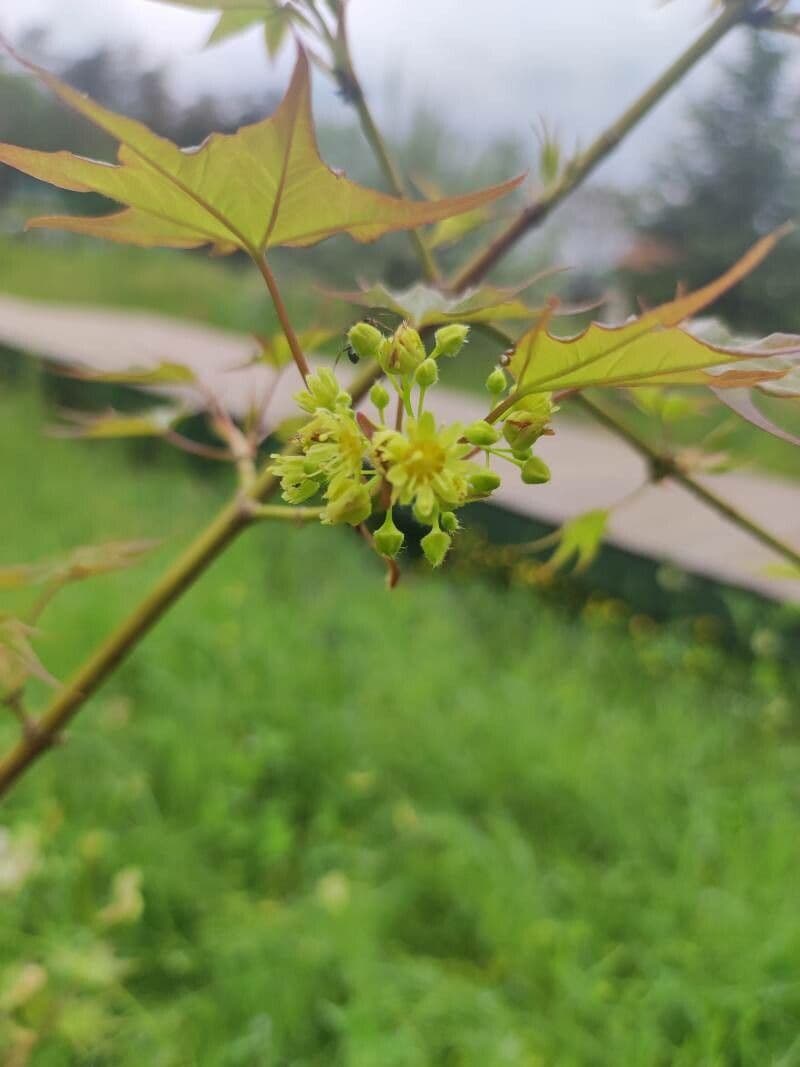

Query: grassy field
left=1, top=367, right=799, bottom=1064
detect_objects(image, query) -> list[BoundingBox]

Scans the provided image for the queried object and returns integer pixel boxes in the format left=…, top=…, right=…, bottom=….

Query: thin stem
left=574, top=393, right=800, bottom=571
left=247, top=504, right=325, bottom=522
left=449, top=0, right=755, bottom=292
left=253, top=253, right=311, bottom=382
left=334, top=8, right=441, bottom=284
left=0, top=360, right=384, bottom=801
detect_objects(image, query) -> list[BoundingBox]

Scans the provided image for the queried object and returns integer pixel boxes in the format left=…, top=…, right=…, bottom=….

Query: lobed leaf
left=0, top=44, right=523, bottom=256
left=509, top=228, right=794, bottom=395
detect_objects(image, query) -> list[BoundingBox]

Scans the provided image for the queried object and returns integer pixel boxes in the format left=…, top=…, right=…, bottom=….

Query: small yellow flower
left=374, top=411, right=487, bottom=520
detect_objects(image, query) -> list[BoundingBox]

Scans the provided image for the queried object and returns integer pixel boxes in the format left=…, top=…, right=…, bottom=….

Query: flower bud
left=347, top=321, right=384, bottom=362
left=391, top=323, right=427, bottom=375
left=433, top=323, right=470, bottom=359
left=485, top=366, right=507, bottom=396
left=374, top=511, right=405, bottom=558
left=463, top=420, right=500, bottom=447
left=323, top=483, right=372, bottom=526
left=370, top=383, right=390, bottom=415
left=520, top=456, right=552, bottom=485
left=415, top=358, right=439, bottom=389
left=440, top=511, right=459, bottom=534
left=421, top=527, right=452, bottom=568
left=469, top=470, right=502, bottom=496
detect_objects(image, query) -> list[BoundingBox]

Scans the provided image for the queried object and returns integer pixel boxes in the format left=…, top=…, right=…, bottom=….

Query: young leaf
left=329, top=277, right=582, bottom=330
left=545, top=510, right=609, bottom=575
left=157, top=0, right=308, bottom=53
left=0, top=616, right=55, bottom=695
left=63, top=363, right=197, bottom=386
left=0, top=45, right=523, bottom=255
left=712, top=388, right=800, bottom=448
left=508, top=228, right=793, bottom=395
left=50, top=407, right=184, bottom=439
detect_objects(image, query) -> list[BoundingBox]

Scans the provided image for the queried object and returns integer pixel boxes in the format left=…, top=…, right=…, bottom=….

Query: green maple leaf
left=0, top=45, right=522, bottom=256
left=508, top=228, right=794, bottom=395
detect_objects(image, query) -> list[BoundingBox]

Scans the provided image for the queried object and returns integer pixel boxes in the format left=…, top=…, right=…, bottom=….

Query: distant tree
left=623, top=31, right=800, bottom=333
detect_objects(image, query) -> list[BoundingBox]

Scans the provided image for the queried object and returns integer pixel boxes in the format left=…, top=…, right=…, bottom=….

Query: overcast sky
left=0, top=1, right=795, bottom=184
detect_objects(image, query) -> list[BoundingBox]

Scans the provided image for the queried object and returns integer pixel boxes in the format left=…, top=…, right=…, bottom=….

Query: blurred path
left=1, top=294, right=798, bottom=604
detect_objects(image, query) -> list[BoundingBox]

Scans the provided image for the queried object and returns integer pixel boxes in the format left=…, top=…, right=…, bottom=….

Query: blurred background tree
left=622, top=32, right=800, bottom=332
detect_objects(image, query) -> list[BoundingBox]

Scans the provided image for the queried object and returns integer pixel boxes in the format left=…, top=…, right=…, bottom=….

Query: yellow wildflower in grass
left=374, top=411, right=486, bottom=522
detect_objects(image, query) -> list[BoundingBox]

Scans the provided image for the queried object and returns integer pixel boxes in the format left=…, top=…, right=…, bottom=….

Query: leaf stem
left=0, top=360, right=384, bottom=801
left=449, top=0, right=755, bottom=292
left=334, top=8, right=441, bottom=284
left=574, top=393, right=800, bottom=571
left=253, top=253, right=312, bottom=382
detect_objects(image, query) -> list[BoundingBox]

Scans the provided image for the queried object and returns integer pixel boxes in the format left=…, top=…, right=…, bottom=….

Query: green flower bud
left=433, top=323, right=470, bottom=359
left=391, top=323, right=427, bottom=375
left=415, top=358, right=439, bottom=389
left=370, top=383, right=390, bottom=414
left=440, top=511, right=459, bottom=534
left=512, top=446, right=532, bottom=463
left=421, top=527, right=452, bottom=568
left=323, top=483, right=372, bottom=526
left=347, top=321, right=384, bottom=362
left=373, top=511, right=404, bottom=558
left=485, top=366, right=507, bottom=396
left=463, top=420, right=501, bottom=447
left=469, top=470, right=502, bottom=495
left=520, top=456, right=552, bottom=485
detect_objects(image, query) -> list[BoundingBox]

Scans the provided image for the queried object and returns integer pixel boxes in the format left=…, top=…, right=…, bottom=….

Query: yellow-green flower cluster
left=269, top=320, right=557, bottom=570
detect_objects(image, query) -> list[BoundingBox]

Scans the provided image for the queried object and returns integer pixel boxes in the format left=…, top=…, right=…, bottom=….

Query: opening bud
left=295, top=368, right=348, bottom=413
left=421, top=527, right=452, bottom=568
left=520, top=456, right=552, bottom=485
left=347, top=321, right=384, bottom=362
left=391, top=323, right=427, bottom=375
left=415, top=358, right=439, bottom=389
left=433, top=324, right=470, bottom=359
left=373, top=510, right=405, bottom=558
left=463, top=420, right=500, bottom=447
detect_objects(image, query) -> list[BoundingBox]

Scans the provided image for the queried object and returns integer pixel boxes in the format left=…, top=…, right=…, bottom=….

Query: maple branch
left=253, top=253, right=312, bottom=382
left=449, top=0, right=756, bottom=292
left=333, top=7, right=441, bottom=284
left=574, top=393, right=800, bottom=571
left=0, top=360, right=384, bottom=801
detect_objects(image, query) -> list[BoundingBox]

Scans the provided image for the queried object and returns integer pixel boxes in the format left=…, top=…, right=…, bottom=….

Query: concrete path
left=1, top=293, right=798, bottom=604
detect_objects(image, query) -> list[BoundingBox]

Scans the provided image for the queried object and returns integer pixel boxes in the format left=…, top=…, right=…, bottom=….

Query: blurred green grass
left=1, top=375, right=799, bottom=1064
